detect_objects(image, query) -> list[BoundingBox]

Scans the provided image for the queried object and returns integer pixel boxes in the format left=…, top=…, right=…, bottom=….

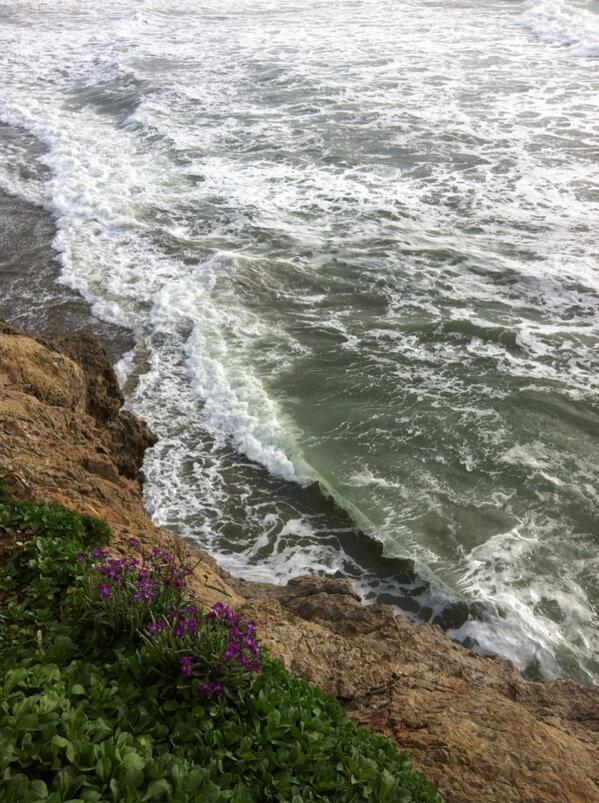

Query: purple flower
left=179, top=656, right=194, bottom=677
left=206, top=601, right=234, bottom=622
left=92, top=548, right=108, bottom=560
left=147, top=620, right=165, bottom=636
left=74, top=553, right=86, bottom=562
left=198, top=680, right=223, bottom=696
left=128, top=537, right=140, bottom=549
left=97, top=583, right=110, bottom=600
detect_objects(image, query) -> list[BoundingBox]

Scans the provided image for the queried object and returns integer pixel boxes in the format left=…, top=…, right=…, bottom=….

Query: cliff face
left=1, top=320, right=598, bottom=803
left=0, top=320, right=238, bottom=608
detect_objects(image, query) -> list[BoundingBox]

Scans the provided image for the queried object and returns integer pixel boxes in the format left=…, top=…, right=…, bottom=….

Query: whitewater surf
left=0, top=0, right=598, bottom=683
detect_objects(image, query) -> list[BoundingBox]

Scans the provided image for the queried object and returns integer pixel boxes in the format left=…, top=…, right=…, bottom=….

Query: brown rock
left=48, top=332, right=157, bottom=485
left=48, top=334, right=124, bottom=422
left=0, top=332, right=86, bottom=411
left=238, top=579, right=599, bottom=803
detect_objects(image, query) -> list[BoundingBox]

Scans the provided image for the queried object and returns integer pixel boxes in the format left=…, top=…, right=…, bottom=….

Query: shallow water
left=0, top=0, right=598, bottom=683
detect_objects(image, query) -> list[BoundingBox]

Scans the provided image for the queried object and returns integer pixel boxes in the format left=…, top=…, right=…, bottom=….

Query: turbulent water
left=1, top=0, right=599, bottom=683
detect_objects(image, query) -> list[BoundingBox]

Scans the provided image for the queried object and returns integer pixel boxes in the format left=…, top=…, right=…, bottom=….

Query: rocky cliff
left=1, top=320, right=598, bottom=803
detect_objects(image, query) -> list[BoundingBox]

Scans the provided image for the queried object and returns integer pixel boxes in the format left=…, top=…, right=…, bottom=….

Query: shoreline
left=2, top=183, right=596, bottom=688
left=0, top=188, right=493, bottom=647
left=0, top=186, right=134, bottom=363
left=1, top=318, right=599, bottom=801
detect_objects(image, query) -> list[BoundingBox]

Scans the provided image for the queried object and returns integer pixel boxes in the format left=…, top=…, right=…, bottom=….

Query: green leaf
left=66, top=740, right=77, bottom=764
left=144, top=779, right=173, bottom=800
left=197, top=782, right=222, bottom=803
left=95, top=756, right=112, bottom=782
left=30, top=779, right=49, bottom=799
left=122, top=751, right=145, bottom=772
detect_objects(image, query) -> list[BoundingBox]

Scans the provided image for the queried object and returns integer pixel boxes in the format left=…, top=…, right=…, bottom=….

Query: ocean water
left=1, top=0, right=598, bottom=683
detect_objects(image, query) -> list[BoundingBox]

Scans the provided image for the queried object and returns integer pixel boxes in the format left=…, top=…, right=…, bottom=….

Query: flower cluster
left=75, top=541, right=263, bottom=699
left=74, top=542, right=194, bottom=641
left=144, top=601, right=262, bottom=696
left=167, top=603, right=201, bottom=638
left=179, top=656, right=194, bottom=677
left=207, top=602, right=262, bottom=672
left=79, top=545, right=192, bottom=606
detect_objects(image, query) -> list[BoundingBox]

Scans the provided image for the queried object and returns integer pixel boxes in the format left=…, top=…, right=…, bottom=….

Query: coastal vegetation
left=0, top=485, right=443, bottom=802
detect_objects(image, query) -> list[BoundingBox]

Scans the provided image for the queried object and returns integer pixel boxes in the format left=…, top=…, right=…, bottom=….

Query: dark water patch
left=518, top=390, right=599, bottom=434
left=0, top=190, right=133, bottom=363
left=67, top=73, right=149, bottom=123
left=165, top=443, right=486, bottom=630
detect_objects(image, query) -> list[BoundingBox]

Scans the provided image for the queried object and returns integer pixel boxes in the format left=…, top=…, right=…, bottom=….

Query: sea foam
left=520, top=0, right=599, bottom=57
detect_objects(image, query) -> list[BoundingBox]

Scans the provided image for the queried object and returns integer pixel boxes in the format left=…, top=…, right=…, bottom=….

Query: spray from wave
left=520, top=0, right=599, bottom=57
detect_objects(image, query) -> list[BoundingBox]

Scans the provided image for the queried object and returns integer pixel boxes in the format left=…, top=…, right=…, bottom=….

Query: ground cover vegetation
left=0, top=483, right=443, bottom=802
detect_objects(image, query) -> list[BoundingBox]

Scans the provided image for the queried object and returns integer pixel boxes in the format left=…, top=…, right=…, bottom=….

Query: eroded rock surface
left=0, top=321, right=237, bottom=608
left=240, top=577, right=599, bottom=803
left=1, top=320, right=598, bottom=803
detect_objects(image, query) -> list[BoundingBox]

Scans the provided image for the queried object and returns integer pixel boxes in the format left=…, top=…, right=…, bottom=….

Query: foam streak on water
left=1, top=0, right=598, bottom=683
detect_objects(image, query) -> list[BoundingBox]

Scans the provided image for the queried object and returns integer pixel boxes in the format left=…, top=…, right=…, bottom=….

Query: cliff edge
left=1, top=320, right=598, bottom=803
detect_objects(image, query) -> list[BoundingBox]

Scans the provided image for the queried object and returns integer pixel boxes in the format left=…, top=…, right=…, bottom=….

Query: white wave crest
left=149, top=257, right=313, bottom=484
left=520, top=0, right=599, bottom=57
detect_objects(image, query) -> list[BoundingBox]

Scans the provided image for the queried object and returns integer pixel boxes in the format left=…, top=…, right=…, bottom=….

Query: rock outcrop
left=1, top=320, right=598, bottom=803
left=0, top=320, right=237, bottom=608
